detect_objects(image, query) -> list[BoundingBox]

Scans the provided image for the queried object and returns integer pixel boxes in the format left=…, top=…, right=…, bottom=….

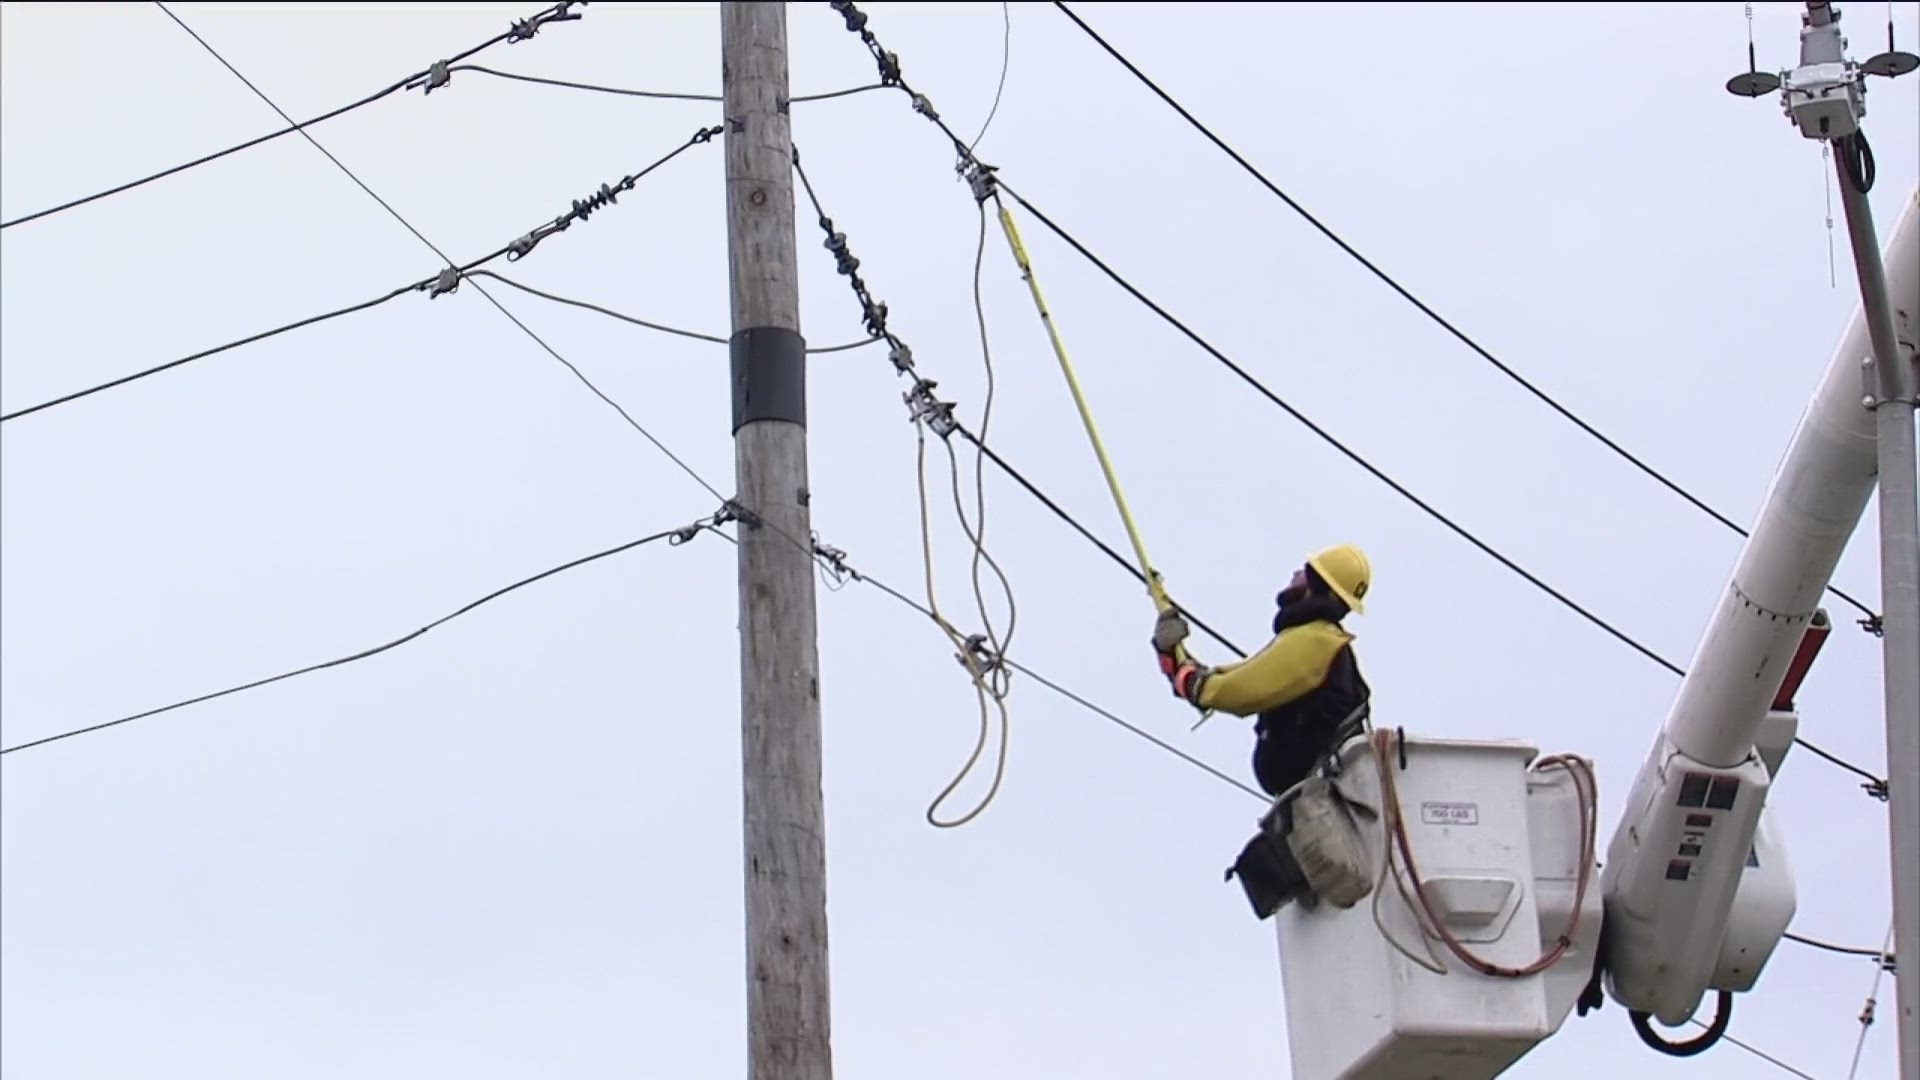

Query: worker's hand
left=1152, top=608, right=1191, bottom=654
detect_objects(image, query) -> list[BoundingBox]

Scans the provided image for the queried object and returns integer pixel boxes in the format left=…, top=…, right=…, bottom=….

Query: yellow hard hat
left=1307, top=544, right=1371, bottom=615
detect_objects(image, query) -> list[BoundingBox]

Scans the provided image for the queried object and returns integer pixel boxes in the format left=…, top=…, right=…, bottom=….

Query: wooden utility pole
left=722, top=4, right=834, bottom=1079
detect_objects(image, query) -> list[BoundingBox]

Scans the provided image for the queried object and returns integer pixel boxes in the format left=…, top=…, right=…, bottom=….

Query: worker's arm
left=1190, top=623, right=1350, bottom=716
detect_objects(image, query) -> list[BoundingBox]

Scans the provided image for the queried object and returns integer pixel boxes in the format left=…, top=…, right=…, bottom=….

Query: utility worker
left=1151, top=544, right=1374, bottom=800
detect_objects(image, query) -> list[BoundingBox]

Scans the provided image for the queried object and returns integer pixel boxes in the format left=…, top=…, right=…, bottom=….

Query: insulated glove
left=1152, top=608, right=1191, bottom=654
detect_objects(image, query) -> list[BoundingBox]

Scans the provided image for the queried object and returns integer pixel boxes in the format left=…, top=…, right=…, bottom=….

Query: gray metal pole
left=721, top=4, right=834, bottom=1078
left=1834, top=151, right=1920, bottom=1080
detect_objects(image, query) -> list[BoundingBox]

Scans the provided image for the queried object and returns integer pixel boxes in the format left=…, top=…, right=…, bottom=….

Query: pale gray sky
left=3, top=2, right=1915, bottom=1078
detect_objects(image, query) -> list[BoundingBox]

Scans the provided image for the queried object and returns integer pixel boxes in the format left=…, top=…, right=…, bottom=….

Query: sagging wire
left=425, top=63, right=888, bottom=105
left=0, top=505, right=735, bottom=756
left=826, top=0, right=1894, bottom=798
left=0, top=1, right=585, bottom=231
left=826, top=0, right=1200, bottom=683
left=1, top=125, right=723, bottom=424
left=790, top=142, right=1020, bottom=827
left=464, top=269, right=885, bottom=354
left=953, top=202, right=1021, bottom=699
left=800, top=534, right=1264, bottom=802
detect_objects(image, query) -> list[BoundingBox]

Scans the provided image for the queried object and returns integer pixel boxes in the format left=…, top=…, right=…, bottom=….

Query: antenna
left=1727, top=3, right=1782, bottom=97
left=1859, top=0, right=1919, bottom=76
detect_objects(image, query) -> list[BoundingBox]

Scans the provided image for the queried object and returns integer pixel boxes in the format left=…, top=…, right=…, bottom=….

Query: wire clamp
left=812, top=537, right=853, bottom=582
left=427, top=266, right=464, bottom=299
left=409, top=60, right=453, bottom=95
left=1864, top=777, right=1890, bottom=801
left=888, top=341, right=914, bottom=375
left=911, top=93, right=939, bottom=122
left=692, top=124, right=723, bottom=145
left=1860, top=612, right=1885, bottom=637
left=965, top=162, right=999, bottom=205
left=956, top=633, right=1005, bottom=678
left=905, top=378, right=958, bottom=437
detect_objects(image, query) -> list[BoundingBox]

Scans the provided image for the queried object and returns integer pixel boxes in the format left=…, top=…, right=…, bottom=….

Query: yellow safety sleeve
left=1196, top=622, right=1353, bottom=716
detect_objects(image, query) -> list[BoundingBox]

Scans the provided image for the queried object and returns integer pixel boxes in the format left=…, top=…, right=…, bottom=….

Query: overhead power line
left=1785, top=931, right=1899, bottom=967
left=0, top=281, right=428, bottom=422
left=823, top=0, right=1888, bottom=797
left=805, top=535, right=1266, bottom=803
left=0, top=1, right=585, bottom=231
left=463, top=270, right=884, bottom=353
left=442, top=64, right=887, bottom=104
left=995, top=184, right=1889, bottom=797
left=148, top=1, right=735, bottom=509
left=1047, top=0, right=1879, bottom=624
left=0, top=511, right=734, bottom=756
left=0, top=114, right=720, bottom=423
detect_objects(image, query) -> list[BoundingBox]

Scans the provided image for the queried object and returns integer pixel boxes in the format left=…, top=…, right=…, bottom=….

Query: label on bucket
left=1420, top=801, right=1480, bottom=826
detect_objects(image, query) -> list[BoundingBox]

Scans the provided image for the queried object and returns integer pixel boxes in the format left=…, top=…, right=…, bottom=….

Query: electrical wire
left=0, top=2, right=583, bottom=231
left=964, top=3, right=1012, bottom=157
left=957, top=203, right=1020, bottom=696
left=987, top=183, right=1888, bottom=795
left=1847, top=920, right=1897, bottom=1080
left=154, top=3, right=725, bottom=504
left=807, top=534, right=1266, bottom=803
left=0, top=131, right=718, bottom=425
left=0, top=514, right=730, bottom=756
left=0, top=280, right=429, bottom=422
left=463, top=270, right=885, bottom=354
left=790, top=140, right=1024, bottom=827
left=957, top=433, right=1248, bottom=658
left=1688, top=1021, right=1820, bottom=1080
left=822, top=0, right=1890, bottom=796
left=1047, top=0, right=1881, bottom=625
left=1786, top=931, right=1898, bottom=964
left=442, top=63, right=888, bottom=104
left=912, top=423, right=1015, bottom=829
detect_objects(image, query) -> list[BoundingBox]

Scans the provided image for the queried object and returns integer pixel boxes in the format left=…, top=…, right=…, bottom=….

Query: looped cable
left=914, top=421, right=1014, bottom=830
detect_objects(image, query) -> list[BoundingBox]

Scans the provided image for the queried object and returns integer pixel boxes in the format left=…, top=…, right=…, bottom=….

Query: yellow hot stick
left=995, top=201, right=1197, bottom=672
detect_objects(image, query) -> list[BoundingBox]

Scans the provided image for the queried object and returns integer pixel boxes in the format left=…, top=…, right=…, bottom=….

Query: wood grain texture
left=723, top=4, right=833, bottom=1079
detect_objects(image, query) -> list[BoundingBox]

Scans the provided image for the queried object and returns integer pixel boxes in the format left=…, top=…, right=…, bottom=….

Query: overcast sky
left=4, top=2, right=1917, bottom=1078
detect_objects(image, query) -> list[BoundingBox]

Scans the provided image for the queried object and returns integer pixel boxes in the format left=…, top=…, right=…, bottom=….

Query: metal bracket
left=966, top=162, right=999, bottom=205
left=427, top=266, right=463, bottom=299
left=1860, top=353, right=1920, bottom=410
left=904, top=378, right=958, bottom=437
left=718, top=498, right=761, bottom=531
left=887, top=342, right=914, bottom=375
left=956, top=633, right=1004, bottom=677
